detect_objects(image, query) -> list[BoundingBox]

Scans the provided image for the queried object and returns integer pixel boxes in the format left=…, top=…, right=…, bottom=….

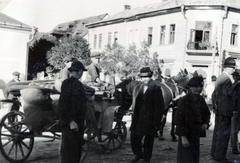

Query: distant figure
left=3, top=71, right=21, bottom=112
left=45, top=66, right=57, bottom=80
left=205, top=75, right=217, bottom=110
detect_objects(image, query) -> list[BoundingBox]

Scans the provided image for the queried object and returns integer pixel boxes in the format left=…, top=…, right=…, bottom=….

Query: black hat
left=12, top=71, right=20, bottom=76
left=223, top=57, right=236, bottom=68
left=68, top=61, right=87, bottom=72
left=138, top=67, right=153, bottom=77
left=46, top=66, right=54, bottom=73
left=211, top=75, right=217, bottom=81
left=187, top=76, right=204, bottom=87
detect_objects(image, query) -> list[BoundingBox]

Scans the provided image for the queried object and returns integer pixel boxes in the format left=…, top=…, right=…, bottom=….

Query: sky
left=2, top=0, right=162, bottom=32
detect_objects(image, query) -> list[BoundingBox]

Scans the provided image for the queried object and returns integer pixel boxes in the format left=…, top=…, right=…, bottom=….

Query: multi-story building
left=86, top=0, right=240, bottom=82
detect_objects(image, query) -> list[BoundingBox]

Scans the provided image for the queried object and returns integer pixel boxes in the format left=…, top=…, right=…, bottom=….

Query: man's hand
left=181, top=136, right=189, bottom=147
left=200, top=123, right=208, bottom=130
left=70, top=121, right=79, bottom=132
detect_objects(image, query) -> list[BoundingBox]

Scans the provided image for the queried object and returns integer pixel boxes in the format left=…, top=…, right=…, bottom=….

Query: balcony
left=186, top=41, right=217, bottom=56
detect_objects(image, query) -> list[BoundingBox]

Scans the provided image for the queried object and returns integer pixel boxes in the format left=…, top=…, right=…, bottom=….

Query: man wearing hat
left=211, top=57, right=238, bottom=162
left=130, top=67, right=164, bottom=162
left=58, top=60, right=88, bottom=163
left=59, top=56, right=77, bottom=80
left=175, top=76, right=211, bottom=163
left=3, top=71, right=21, bottom=111
left=230, top=69, right=240, bottom=154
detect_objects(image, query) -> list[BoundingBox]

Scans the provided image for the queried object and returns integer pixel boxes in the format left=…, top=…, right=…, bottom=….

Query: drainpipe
left=181, top=4, right=188, bottom=69
left=219, top=6, right=228, bottom=75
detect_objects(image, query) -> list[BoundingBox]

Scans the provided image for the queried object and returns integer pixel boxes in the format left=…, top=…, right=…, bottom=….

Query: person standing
left=58, top=60, right=88, bottom=163
left=211, top=57, right=237, bottom=162
left=130, top=67, right=164, bottom=162
left=230, top=69, right=240, bottom=154
left=3, top=71, right=21, bottom=112
left=174, top=76, right=211, bottom=163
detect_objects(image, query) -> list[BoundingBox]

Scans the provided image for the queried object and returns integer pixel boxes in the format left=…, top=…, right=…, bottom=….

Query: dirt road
left=0, top=106, right=239, bottom=163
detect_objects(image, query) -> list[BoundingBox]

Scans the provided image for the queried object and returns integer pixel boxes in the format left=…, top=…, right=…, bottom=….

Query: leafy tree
left=99, top=41, right=158, bottom=76
left=47, top=36, right=91, bottom=69
left=28, top=37, right=57, bottom=80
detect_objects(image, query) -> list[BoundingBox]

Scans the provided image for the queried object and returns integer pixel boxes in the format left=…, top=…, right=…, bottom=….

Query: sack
left=20, top=88, right=51, bottom=105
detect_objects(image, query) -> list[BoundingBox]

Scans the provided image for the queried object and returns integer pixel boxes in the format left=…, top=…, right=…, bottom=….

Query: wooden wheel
left=0, top=111, right=34, bottom=163
left=99, top=118, right=127, bottom=151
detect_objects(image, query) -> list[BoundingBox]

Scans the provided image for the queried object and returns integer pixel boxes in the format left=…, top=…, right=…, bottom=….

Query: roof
left=86, top=0, right=240, bottom=28
left=51, top=13, right=108, bottom=37
left=0, top=12, right=31, bottom=31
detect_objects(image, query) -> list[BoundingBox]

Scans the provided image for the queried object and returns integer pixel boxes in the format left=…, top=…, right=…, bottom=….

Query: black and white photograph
left=0, top=0, right=240, bottom=162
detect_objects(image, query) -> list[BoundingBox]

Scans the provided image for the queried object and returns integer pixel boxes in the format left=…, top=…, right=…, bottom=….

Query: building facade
left=0, top=12, right=31, bottom=84
left=86, top=0, right=240, bottom=82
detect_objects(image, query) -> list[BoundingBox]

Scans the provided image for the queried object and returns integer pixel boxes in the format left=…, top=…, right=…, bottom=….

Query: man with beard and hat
left=175, top=76, right=211, bottom=163
left=211, top=57, right=238, bottom=162
left=129, top=67, right=164, bottom=163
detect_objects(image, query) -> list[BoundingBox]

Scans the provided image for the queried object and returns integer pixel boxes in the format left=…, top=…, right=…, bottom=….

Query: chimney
left=124, top=5, right=131, bottom=10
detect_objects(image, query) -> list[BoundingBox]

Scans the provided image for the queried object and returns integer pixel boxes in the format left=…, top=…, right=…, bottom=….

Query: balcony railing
left=187, top=41, right=213, bottom=50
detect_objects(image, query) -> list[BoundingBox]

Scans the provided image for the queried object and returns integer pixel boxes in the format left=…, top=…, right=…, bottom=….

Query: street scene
left=1, top=0, right=240, bottom=163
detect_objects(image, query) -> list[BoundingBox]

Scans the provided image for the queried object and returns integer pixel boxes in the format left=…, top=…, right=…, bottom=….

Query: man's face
left=189, top=86, right=203, bottom=95
left=141, top=77, right=151, bottom=85
left=14, top=75, right=20, bottom=81
left=71, top=70, right=83, bottom=79
left=65, top=60, right=73, bottom=68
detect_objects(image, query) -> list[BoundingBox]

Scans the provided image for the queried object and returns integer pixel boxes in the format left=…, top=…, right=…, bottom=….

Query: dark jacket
left=175, top=93, right=211, bottom=136
left=130, top=80, right=164, bottom=135
left=59, top=77, right=87, bottom=127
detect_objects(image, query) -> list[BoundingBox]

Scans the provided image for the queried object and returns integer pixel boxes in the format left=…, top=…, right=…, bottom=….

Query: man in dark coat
left=211, top=57, right=237, bottom=162
left=58, top=60, right=88, bottom=163
left=175, top=76, right=211, bottom=163
left=130, top=67, right=164, bottom=162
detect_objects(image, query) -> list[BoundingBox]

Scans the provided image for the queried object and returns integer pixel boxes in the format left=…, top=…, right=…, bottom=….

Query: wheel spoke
left=19, top=141, right=26, bottom=157
left=7, top=140, right=16, bottom=155
left=112, top=138, right=116, bottom=149
left=106, top=138, right=111, bottom=149
left=2, top=137, right=14, bottom=147
left=15, top=140, right=18, bottom=160
left=20, top=140, right=31, bottom=150
left=113, top=137, right=121, bottom=144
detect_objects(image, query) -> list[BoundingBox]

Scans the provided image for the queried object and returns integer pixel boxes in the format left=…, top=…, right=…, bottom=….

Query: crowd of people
left=3, top=56, right=240, bottom=163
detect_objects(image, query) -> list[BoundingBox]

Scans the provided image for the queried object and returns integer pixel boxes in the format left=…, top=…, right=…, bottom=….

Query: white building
left=0, top=12, right=31, bottom=85
left=86, top=0, right=240, bottom=82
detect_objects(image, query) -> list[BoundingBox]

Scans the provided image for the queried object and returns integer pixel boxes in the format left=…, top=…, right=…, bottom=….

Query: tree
left=28, top=37, right=57, bottom=80
left=99, top=41, right=157, bottom=76
left=47, top=36, right=91, bottom=69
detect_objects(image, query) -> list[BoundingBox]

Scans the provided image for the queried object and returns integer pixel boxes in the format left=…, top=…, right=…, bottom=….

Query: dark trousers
left=211, top=114, right=231, bottom=160
left=130, top=129, right=155, bottom=161
left=60, top=125, right=84, bottom=163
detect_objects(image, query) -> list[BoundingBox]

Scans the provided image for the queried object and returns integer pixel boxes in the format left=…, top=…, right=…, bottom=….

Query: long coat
left=211, top=71, right=236, bottom=160
left=175, top=93, right=210, bottom=163
left=130, top=80, right=164, bottom=135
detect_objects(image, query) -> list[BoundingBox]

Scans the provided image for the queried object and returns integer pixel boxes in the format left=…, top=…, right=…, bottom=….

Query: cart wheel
left=99, top=118, right=127, bottom=151
left=0, top=111, right=34, bottom=163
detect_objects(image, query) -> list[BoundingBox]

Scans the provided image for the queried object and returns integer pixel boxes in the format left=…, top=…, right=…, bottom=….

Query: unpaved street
left=0, top=106, right=239, bottom=163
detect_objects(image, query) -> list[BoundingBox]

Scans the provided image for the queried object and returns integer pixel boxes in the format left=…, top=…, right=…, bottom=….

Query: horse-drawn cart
left=0, top=80, right=128, bottom=163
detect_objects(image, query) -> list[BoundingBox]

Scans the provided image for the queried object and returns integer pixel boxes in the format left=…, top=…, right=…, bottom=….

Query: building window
left=188, top=21, right=212, bottom=50
left=169, top=24, right=175, bottom=44
left=108, top=32, right=112, bottom=45
left=160, top=25, right=165, bottom=45
left=99, top=34, right=102, bottom=48
left=148, top=27, right=153, bottom=45
left=94, top=34, right=97, bottom=49
left=114, top=32, right=118, bottom=44
left=230, top=24, right=238, bottom=45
